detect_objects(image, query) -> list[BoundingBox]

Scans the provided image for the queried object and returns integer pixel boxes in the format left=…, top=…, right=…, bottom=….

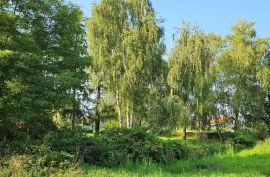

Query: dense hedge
left=41, top=128, right=228, bottom=167
left=3, top=127, right=263, bottom=172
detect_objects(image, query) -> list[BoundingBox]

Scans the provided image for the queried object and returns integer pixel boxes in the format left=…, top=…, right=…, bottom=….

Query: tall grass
left=79, top=139, right=270, bottom=177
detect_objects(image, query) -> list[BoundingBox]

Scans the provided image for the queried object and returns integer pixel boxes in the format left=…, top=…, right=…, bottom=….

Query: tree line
left=1, top=0, right=269, bottom=139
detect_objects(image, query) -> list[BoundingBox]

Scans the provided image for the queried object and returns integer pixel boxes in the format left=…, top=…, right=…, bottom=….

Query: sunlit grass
left=77, top=139, right=270, bottom=177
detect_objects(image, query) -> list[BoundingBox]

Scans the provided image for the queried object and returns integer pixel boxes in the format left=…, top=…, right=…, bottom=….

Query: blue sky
left=70, top=0, right=270, bottom=57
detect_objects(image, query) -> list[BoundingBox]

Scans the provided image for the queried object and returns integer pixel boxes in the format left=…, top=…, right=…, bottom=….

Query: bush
left=253, top=122, right=269, bottom=140
left=43, top=130, right=83, bottom=153
left=0, top=138, right=41, bottom=156
left=1, top=127, right=232, bottom=169
left=162, top=140, right=188, bottom=162
left=99, top=127, right=164, bottom=164
left=43, top=130, right=109, bottom=166
left=0, top=146, right=76, bottom=177
left=34, top=146, right=74, bottom=169
left=42, top=128, right=230, bottom=167
left=0, top=118, right=57, bottom=141
left=80, top=137, right=108, bottom=166
left=0, top=127, right=231, bottom=169
left=230, top=132, right=256, bottom=151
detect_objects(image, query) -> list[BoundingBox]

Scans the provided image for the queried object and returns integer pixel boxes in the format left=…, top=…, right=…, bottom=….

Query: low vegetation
left=0, top=128, right=269, bottom=176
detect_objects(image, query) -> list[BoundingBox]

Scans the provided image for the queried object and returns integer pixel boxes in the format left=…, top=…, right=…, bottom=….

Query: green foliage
left=2, top=128, right=267, bottom=176
left=1, top=0, right=270, bottom=175
left=164, top=95, right=190, bottom=130
left=34, top=146, right=74, bottom=170
left=167, top=22, right=220, bottom=131
left=229, top=132, right=256, bottom=151
left=162, top=140, right=188, bottom=162
left=87, top=0, right=165, bottom=128
left=253, top=122, right=269, bottom=140
left=0, top=153, right=76, bottom=177
left=217, top=20, right=269, bottom=130
left=2, top=139, right=270, bottom=177
left=42, top=128, right=229, bottom=167
left=43, top=130, right=113, bottom=166
left=99, top=128, right=165, bottom=164
left=0, top=0, right=89, bottom=139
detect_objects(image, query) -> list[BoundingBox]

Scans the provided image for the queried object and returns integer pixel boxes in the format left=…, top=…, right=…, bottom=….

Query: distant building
left=210, top=115, right=230, bottom=126
left=210, top=115, right=234, bottom=131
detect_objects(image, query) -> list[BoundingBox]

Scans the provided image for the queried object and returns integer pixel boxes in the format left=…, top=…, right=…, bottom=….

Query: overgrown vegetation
left=1, top=0, right=270, bottom=176
left=1, top=131, right=270, bottom=176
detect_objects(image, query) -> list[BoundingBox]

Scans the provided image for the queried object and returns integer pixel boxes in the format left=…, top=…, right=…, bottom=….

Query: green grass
left=75, top=139, right=270, bottom=177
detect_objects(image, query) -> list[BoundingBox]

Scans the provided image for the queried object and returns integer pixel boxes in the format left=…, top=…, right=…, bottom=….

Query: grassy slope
left=76, top=139, right=270, bottom=177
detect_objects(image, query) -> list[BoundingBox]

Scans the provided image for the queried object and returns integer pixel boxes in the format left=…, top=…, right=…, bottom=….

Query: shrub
left=0, top=138, right=41, bottom=156
left=162, top=140, right=188, bottom=162
left=0, top=118, right=57, bottom=141
left=80, top=137, right=108, bottom=166
left=99, top=127, right=164, bottom=164
left=34, top=146, right=74, bottom=169
left=43, top=130, right=83, bottom=153
left=253, top=122, right=269, bottom=140
left=42, top=128, right=230, bottom=166
left=0, top=144, right=76, bottom=176
left=43, top=130, right=109, bottom=166
left=230, top=132, right=256, bottom=151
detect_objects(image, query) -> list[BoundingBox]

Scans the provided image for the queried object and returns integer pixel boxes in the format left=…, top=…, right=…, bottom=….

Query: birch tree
left=217, top=20, right=269, bottom=130
left=87, top=0, right=164, bottom=128
left=167, top=22, right=219, bottom=138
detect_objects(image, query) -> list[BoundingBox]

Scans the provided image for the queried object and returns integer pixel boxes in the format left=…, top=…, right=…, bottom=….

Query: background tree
left=217, top=20, right=269, bottom=131
left=87, top=0, right=165, bottom=128
left=260, top=51, right=270, bottom=133
left=167, top=22, right=219, bottom=137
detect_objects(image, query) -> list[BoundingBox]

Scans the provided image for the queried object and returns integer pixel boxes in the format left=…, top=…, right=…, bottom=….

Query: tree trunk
left=130, top=112, right=133, bottom=128
left=138, top=117, right=143, bottom=126
left=202, top=112, right=208, bottom=131
left=268, top=122, right=270, bottom=136
left=234, top=111, right=239, bottom=132
left=116, top=88, right=122, bottom=128
left=71, top=88, right=76, bottom=130
left=95, top=118, right=100, bottom=134
left=126, top=105, right=133, bottom=128
left=183, top=126, right=187, bottom=140
left=126, top=105, right=130, bottom=128
left=215, top=120, right=224, bottom=143
left=95, top=84, right=101, bottom=134
left=198, top=119, right=201, bottom=132
left=267, top=92, right=270, bottom=135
